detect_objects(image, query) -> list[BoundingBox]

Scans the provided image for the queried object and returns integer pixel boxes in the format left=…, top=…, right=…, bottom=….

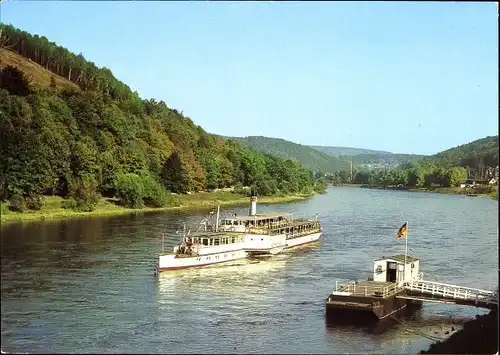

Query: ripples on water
left=1, top=188, right=498, bottom=354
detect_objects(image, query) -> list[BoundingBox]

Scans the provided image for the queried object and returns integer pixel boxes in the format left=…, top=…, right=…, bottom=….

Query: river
left=1, top=187, right=498, bottom=354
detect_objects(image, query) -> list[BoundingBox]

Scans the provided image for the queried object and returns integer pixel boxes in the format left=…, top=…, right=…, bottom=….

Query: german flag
left=396, top=222, right=407, bottom=239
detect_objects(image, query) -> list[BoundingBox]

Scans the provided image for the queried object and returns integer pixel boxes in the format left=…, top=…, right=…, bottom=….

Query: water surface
left=1, top=187, right=498, bottom=354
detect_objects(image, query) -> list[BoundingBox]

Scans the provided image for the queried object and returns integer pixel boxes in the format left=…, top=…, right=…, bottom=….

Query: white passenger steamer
left=155, top=196, right=322, bottom=273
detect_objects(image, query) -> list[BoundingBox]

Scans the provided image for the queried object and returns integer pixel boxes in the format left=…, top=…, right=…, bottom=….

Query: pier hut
left=373, top=254, right=420, bottom=285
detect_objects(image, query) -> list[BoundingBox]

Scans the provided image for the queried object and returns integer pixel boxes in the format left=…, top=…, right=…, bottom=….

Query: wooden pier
left=326, top=279, right=421, bottom=321
left=325, top=254, right=498, bottom=323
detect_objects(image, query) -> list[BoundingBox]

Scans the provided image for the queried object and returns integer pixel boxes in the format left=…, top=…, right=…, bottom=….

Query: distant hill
left=221, top=136, right=351, bottom=173
left=308, top=145, right=390, bottom=157
left=420, top=135, right=499, bottom=170
left=347, top=152, right=427, bottom=169
left=220, top=135, right=425, bottom=172
left=309, top=145, right=426, bottom=169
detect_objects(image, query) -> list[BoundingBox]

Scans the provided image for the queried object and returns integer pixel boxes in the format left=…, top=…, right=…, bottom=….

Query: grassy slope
left=0, top=47, right=80, bottom=91
left=0, top=192, right=313, bottom=224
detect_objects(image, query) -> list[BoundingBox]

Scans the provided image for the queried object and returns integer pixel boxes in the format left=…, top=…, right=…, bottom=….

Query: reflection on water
left=1, top=187, right=498, bottom=354
left=157, top=256, right=290, bottom=298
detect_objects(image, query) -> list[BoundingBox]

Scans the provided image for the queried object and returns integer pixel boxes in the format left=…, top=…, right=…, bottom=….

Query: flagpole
left=404, top=221, right=408, bottom=283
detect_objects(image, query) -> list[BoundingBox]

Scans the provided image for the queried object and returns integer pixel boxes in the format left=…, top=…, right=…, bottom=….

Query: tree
left=447, top=167, right=467, bottom=187
left=161, top=151, right=191, bottom=194
left=0, top=65, right=32, bottom=96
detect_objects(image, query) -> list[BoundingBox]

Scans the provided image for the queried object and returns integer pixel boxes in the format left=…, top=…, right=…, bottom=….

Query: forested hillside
left=419, top=135, right=498, bottom=170
left=222, top=136, right=351, bottom=173
left=0, top=24, right=325, bottom=212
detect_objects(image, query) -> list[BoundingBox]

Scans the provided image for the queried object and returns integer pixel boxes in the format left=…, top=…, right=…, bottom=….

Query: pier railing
left=404, top=279, right=498, bottom=307
left=334, top=281, right=403, bottom=298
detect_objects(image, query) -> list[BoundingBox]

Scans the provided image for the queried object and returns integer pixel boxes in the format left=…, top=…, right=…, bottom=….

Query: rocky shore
left=420, top=309, right=498, bottom=354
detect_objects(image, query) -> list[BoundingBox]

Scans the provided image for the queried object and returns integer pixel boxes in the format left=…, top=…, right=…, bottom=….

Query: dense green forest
left=0, top=24, right=326, bottom=213
left=326, top=135, right=499, bottom=189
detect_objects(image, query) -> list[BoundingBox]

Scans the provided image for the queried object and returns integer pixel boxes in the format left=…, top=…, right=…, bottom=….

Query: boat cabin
left=218, top=213, right=291, bottom=233
left=173, top=233, right=245, bottom=256
left=372, top=254, right=420, bottom=284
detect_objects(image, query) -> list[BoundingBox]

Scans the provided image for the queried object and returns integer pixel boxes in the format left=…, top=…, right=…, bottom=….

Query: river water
left=1, top=187, right=498, bottom=354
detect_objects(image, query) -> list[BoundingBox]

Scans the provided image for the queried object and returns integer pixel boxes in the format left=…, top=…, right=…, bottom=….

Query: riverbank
left=420, top=309, right=498, bottom=354
left=0, top=191, right=313, bottom=224
left=334, top=183, right=498, bottom=200
left=408, top=186, right=498, bottom=200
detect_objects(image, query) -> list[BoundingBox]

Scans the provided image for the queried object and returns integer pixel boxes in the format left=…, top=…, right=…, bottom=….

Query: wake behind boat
left=154, top=195, right=322, bottom=273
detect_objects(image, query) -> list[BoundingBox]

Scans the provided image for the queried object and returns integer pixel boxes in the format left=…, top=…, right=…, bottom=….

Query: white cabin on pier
left=372, top=254, right=420, bottom=285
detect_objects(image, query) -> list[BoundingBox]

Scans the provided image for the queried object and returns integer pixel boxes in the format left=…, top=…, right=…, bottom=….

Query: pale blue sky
left=0, top=1, right=497, bottom=155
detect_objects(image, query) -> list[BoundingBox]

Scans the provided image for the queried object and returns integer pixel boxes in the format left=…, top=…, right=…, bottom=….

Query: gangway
left=398, top=279, right=498, bottom=309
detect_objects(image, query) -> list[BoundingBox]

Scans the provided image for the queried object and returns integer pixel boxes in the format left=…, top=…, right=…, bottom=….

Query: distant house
left=459, top=183, right=467, bottom=188
left=489, top=178, right=497, bottom=185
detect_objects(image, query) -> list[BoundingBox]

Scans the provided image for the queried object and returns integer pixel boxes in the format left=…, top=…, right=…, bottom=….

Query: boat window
left=214, top=238, right=220, bottom=246
left=202, top=239, right=208, bottom=246
left=231, top=237, right=235, bottom=243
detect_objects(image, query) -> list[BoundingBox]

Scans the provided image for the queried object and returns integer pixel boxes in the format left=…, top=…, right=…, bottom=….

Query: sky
left=0, top=1, right=497, bottom=155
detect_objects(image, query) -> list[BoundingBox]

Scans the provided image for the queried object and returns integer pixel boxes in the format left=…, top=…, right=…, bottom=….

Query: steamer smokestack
left=249, top=196, right=257, bottom=216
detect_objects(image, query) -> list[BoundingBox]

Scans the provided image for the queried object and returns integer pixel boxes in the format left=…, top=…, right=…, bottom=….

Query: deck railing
left=248, top=220, right=321, bottom=237
left=333, top=280, right=403, bottom=298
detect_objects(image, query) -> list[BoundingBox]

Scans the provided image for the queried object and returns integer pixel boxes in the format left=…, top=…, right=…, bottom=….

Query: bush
left=301, top=185, right=314, bottom=195
left=8, top=194, right=26, bottom=212
left=61, top=197, right=77, bottom=209
left=232, top=183, right=247, bottom=196
left=115, top=173, right=145, bottom=208
left=74, top=201, right=96, bottom=212
left=25, top=194, right=45, bottom=210
left=68, top=175, right=100, bottom=211
left=142, top=174, right=176, bottom=208
left=313, top=180, right=328, bottom=194
left=255, top=179, right=278, bottom=196
left=474, top=185, right=495, bottom=194
left=279, top=181, right=291, bottom=195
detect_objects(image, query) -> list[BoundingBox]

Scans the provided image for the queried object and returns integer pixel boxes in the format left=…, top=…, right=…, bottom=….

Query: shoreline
left=332, top=184, right=498, bottom=200
left=0, top=192, right=314, bottom=225
left=420, top=309, right=498, bottom=354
